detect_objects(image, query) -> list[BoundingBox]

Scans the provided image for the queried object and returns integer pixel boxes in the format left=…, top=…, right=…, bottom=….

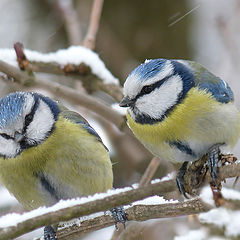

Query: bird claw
left=44, top=226, right=57, bottom=240
left=176, top=161, right=189, bottom=199
left=207, top=144, right=221, bottom=189
left=111, top=206, right=128, bottom=229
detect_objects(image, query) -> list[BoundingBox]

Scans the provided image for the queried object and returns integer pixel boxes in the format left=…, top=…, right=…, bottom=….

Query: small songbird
left=120, top=58, right=240, bottom=195
left=0, top=92, right=113, bottom=239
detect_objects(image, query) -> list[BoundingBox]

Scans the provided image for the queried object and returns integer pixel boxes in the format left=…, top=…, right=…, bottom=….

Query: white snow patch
left=132, top=195, right=178, bottom=206
left=199, top=208, right=240, bottom=237
left=151, top=172, right=175, bottom=184
left=0, top=46, right=119, bottom=85
left=174, top=229, right=207, bottom=240
left=200, top=186, right=240, bottom=206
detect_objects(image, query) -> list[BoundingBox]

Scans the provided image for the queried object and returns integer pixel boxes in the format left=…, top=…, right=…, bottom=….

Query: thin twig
left=83, top=0, right=104, bottom=49
left=111, top=156, right=161, bottom=240
left=139, top=157, right=161, bottom=186
left=54, top=0, right=82, bottom=45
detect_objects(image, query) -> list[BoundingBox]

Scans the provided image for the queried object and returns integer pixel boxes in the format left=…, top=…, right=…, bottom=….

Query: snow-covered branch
left=0, top=162, right=240, bottom=239
left=56, top=198, right=210, bottom=240
left=1, top=45, right=123, bottom=101
left=0, top=59, right=124, bottom=128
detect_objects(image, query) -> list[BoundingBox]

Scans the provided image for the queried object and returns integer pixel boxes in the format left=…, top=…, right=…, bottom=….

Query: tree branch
left=83, top=0, right=104, bottom=50
left=139, top=157, right=161, bottom=186
left=12, top=43, right=123, bottom=102
left=53, top=0, right=82, bottom=45
left=56, top=198, right=211, bottom=240
left=0, top=60, right=124, bottom=128
left=0, top=162, right=240, bottom=240
left=0, top=179, right=176, bottom=239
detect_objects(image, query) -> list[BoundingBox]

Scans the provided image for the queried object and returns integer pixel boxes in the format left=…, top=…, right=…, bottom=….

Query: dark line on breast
left=35, top=173, right=60, bottom=201
left=169, top=141, right=196, bottom=157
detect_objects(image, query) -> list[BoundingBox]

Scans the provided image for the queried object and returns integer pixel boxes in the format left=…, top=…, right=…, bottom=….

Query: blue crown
left=130, top=59, right=167, bottom=81
left=0, top=92, right=26, bottom=128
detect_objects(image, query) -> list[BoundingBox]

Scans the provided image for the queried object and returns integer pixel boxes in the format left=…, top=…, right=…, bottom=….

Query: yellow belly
left=127, top=88, right=240, bottom=162
left=0, top=117, right=113, bottom=210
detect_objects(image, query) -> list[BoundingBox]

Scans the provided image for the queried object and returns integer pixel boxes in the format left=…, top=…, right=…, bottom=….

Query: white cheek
left=135, top=75, right=183, bottom=119
left=26, top=100, right=55, bottom=142
left=0, top=138, right=20, bottom=158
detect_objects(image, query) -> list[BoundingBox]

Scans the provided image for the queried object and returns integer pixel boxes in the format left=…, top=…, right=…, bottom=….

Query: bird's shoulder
left=184, top=60, right=234, bottom=103
left=58, top=104, right=108, bottom=150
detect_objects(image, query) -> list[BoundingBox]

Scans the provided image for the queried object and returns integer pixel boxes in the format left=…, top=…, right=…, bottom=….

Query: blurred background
left=0, top=0, right=240, bottom=239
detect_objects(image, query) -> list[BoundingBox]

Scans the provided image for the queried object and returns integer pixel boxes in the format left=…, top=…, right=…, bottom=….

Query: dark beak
left=119, top=96, right=135, bottom=107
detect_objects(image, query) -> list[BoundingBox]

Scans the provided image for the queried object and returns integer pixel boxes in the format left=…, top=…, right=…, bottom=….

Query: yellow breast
left=127, top=87, right=240, bottom=157
left=0, top=116, right=113, bottom=209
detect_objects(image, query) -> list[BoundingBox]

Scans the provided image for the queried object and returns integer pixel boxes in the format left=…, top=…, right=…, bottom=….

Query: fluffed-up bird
left=0, top=92, right=116, bottom=239
left=120, top=58, right=240, bottom=195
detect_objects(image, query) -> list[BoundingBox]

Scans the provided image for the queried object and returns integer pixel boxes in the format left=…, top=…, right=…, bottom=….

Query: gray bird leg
left=207, top=144, right=222, bottom=188
left=111, top=206, right=128, bottom=229
left=176, top=161, right=189, bottom=199
left=44, top=226, right=57, bottom=240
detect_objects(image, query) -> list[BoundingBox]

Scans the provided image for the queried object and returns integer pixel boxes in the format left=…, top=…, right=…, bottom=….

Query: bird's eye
left=141, top=85, right=154, bottom=95
left=0, top=133, right=12, bottom=140
left=25, top=113, right=34, bottom=124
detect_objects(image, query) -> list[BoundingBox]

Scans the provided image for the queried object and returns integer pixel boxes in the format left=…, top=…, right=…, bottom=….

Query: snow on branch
left=0, top=60, right=124, bottom=127
left=0, top=45, right=119, bottom=85
left=1, top=162, right=240, bottom=239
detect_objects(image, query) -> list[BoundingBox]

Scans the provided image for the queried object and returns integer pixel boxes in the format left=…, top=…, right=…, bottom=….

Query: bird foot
left=176, top=161, right=190, bottom=199
left=207, top=144, right=222, bottom=189
left=111, top=206, right=128, bottom=229
left=44, top=226, right=57, bottom=240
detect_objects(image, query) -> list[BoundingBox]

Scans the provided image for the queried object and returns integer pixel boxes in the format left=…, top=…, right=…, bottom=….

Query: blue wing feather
left=184, top=60, right=234, bottom=103
left=198, top=78, right=234, bottom=103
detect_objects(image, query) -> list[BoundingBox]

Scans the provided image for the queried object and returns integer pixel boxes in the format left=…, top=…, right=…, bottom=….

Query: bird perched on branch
left=120, top=58, right=240, bottom=196
left=0, top=92, right=116, bottom=239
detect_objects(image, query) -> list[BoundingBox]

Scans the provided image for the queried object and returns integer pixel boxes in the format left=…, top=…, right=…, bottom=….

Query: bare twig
left=111, top=156, right=161, bottom=240
left=83, top=0, right=104, bottom=49
left=139, top=157, right=161, bottom=186
left=54, top=0, right=82, bottom=45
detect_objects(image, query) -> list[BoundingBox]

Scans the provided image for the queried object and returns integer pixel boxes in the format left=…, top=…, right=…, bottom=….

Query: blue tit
left=120, top=58, right=240, bottom=195
left=0, top=92, right=113, bottom=239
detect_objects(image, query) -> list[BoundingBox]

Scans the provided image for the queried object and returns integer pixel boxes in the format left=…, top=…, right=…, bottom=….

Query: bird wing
left=58, top=104, right=108, bottom=151
left=186, top=60, right=234, bottom=103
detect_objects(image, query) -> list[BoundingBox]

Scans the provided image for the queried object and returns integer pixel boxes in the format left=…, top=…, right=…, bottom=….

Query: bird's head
left=0, top=92, right=59, bottom=158
left=120, top=59, right=195, bottom=124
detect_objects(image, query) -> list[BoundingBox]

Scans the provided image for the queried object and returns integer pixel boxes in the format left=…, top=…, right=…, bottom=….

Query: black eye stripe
left=135, top=75, right=171, bottom=100
left=23, top=98, right=39, bottom=134
left=0, top=133, right=13, bottom=140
